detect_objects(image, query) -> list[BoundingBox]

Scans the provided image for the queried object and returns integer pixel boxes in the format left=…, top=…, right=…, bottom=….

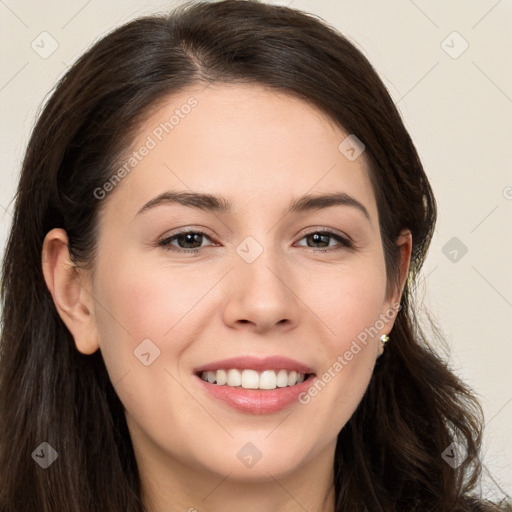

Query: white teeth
left=276, top=369, right=288, bottom=388
left=199, top=369, right=308, bottom=389
left=241, top=369, right=259, bottom=389
left=259, top=370, right=277, bottom=390
left=287, top=370, right=297, bottom=386
left=216, top=369, right=227, bottom=385
left=227, top=369, right=242, bottom=387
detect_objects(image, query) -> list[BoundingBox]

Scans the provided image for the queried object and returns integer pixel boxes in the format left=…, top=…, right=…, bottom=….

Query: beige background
left=1, top=0, right=511, bottom=499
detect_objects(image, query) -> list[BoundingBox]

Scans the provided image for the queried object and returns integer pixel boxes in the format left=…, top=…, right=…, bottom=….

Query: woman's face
left=68, top=84, right=408, bottom=485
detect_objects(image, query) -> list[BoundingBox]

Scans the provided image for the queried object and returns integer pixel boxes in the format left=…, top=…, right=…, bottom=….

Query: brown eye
left=296, top=231, right=353, bottom=251
left=158, top=230, right=213, bottom=253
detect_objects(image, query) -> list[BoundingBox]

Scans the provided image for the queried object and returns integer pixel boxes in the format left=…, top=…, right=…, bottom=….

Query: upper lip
left=194, top=356, right=315, bottom=374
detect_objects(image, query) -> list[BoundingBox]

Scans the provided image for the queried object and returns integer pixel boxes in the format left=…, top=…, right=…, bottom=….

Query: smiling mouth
left=198, top=369, right=313, bottom=390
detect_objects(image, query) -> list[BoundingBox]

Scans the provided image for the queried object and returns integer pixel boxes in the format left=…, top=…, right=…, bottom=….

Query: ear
left=392, top=228, right=412, bottom=304
left=41, top=228, right=99, bottom=355
left=378, top=228, right=412, bottom=355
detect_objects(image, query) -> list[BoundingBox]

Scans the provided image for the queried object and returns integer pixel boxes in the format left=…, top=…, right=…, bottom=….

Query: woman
left=0, top=1, right=509, bottom=510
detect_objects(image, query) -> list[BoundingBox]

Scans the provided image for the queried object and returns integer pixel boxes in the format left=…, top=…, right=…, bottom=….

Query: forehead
left=97, top=83, right=378, bottom=225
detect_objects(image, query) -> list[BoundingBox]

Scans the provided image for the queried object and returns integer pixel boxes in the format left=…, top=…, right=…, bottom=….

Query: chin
left=186, top=436, right=316, bottom=482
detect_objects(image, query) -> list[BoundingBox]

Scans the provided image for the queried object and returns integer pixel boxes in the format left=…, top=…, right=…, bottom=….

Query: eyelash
left=157, top=228, right=354, bottom=255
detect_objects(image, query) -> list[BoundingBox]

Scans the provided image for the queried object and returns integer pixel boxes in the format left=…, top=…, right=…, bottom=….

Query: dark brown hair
left=0, top=1, right=510, bottom=510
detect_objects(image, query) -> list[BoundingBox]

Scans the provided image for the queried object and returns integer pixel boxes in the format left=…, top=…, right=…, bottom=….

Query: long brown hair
left=0, top=1, right=509, bottom=510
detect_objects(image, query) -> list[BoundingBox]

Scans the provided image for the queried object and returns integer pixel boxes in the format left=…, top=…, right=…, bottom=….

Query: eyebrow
left=135, top=191, right=371, bottom=222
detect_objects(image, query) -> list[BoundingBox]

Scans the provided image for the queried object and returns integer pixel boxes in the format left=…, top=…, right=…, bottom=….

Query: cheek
left=90, top=258, right=202, bottom=426
left=91, top=254, right=222, bottom=388
left=306, top=258, right=387, bottom=348
left=297, top=260, right=386, bottom=420
left=94, top=254, right=210, bottom=343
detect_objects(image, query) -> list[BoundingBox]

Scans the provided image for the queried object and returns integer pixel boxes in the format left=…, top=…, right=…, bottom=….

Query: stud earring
left=380, top=334, right=389, bottom=347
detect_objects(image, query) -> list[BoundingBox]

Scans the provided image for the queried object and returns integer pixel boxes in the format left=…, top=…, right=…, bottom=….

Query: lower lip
left=194, top=374, right=316, bottom=414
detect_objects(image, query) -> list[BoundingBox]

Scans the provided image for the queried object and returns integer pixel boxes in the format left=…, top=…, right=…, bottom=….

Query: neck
left=137, top=440, right=337, bottom=512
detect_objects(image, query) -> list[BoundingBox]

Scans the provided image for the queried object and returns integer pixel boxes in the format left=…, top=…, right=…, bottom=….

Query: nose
left=221, top=248, right=300, bottom=334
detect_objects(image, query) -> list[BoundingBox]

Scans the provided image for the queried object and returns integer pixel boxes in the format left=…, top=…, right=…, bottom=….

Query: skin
left=42, top=83, right=411, bottom=512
